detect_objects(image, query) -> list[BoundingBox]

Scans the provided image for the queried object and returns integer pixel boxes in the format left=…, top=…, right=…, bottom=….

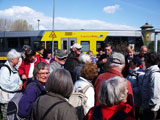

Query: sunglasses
left=76, top=48, right=81, bottom=51
left=59, top=57, right=67, bottom=60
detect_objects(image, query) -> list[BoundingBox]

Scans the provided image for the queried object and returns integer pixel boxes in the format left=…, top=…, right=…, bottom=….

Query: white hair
left=109, top=62, right=124, bottom=71
left=7, top=49, right=21, bottom=61
left=78, top=53, right=91, bottom=64
left=99, top=76, right=128, bottom=106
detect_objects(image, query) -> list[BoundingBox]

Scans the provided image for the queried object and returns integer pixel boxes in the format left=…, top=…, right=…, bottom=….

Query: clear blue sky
left=0, top=0, right=160, bottom=30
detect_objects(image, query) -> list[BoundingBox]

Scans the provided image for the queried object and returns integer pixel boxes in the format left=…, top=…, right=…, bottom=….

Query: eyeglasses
left=59, top=57, right=67, bottom=60
left=76, top=48, right=81, bottom=51
left=38, top=72, right=50, bottom=75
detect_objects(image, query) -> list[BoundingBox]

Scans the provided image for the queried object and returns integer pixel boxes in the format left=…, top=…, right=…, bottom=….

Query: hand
left=19, top=84, right=23, bottom=90
left=21, top=74, right=27, bottom=80
left=102, top=58, right=107, bottom=63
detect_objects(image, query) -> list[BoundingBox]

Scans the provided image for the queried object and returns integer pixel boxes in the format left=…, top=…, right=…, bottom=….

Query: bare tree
left=10, top=19, right=34, bottom=31
left=0, top=18, right=13, bottom=31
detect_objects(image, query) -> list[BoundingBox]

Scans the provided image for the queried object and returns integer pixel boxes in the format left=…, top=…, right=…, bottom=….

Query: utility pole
left=52, top=0, right=55, bottom=57
left=37, top=19, right=40, bottom=30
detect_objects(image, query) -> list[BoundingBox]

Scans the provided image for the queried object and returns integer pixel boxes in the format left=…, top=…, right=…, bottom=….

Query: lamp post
left=52, top=0, right=55, bottom=57
left=37, top=19, right=40, bottom=30
left=154, top=30, right=160, bottom=52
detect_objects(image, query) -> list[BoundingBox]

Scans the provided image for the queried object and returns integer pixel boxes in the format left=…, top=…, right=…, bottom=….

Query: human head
left=98, top=48, right=103, bottom=55
left=87, top=50, right=94, bottom=59
left=54, top=49, right=68, bottom=65
left=79, top=53, right=91, bottom=64
left=144, top=52, right=159, bottom=68
left=21, top=45, right=31, bottom=59
left=99, top=76, right=128, bottom=106
left=97, top=48, right=103, bottom=58
left=25, top=48, right=36, bottom=63
left=43, top=49, right=52, bottom=59
left=72, top=43, right=82, bottom=57
left=22, top=45, right=31, bottom=52
left=36, top=44, right=45, bottom=55
left=140, top=45, right=147, bottom=57
left=105, top=44, right=112, bottom=56
left=7, top=49, right=21, bottom=66
left=108, top=52, right=125, bottom=71
left=46, top=69, right=73, bottom=98
left=81, top=63, right=98, bottom=81
left=33, top=62, right=50, bottom=84
left=127, top=46, right=135, bottom=58
left=130, top=57, right=142, bottom=69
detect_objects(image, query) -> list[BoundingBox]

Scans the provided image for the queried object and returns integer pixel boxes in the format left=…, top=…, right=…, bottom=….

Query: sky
left=0, top=0, right=160, bottom=31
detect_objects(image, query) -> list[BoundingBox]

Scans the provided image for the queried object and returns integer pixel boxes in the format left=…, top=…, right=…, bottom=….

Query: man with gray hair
left=50, top=49, right=68, bottom=73
left=137, top=45, right=148, bottom=70
left=94, top=52, right=134, bottom=117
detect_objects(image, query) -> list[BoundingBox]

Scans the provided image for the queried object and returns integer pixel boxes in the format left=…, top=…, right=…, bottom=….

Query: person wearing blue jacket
left=0, top=49, right=22, bottom=120
left=18, top=62, right=49, bottom=119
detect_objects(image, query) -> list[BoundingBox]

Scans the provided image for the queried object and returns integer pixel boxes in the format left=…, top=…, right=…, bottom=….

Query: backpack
left=68, top=84, right=92, bottom=120
left=0, top=64, right=12, bottom=75
left=7, top=82, right=43, bottom=120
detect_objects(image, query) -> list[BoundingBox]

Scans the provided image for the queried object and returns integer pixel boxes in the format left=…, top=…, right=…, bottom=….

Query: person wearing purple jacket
left=18, top=62, right=49, bottom=119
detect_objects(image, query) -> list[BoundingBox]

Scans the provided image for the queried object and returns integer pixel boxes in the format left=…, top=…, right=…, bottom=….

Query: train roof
left=0, top=30, right=46, bottom=37
left=0, top=30, right=142, bottom=37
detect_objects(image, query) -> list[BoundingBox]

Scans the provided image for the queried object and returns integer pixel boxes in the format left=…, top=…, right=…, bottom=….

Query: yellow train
left=0, top=30, right=143, bottom=62
left=41, top=31, right=109, bottom=55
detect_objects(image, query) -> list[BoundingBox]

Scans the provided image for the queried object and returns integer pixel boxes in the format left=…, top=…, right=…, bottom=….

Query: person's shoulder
left=100, top=54, right=106, bottom=59
left=0, top=62, right=11, bottom=74
left=94, top=73, right=107, bottom=86
left=25, top=81, right=42, bottom=92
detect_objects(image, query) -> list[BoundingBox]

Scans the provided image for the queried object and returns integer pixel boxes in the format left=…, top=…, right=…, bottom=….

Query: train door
left=61, top=38, right=76, bottom=52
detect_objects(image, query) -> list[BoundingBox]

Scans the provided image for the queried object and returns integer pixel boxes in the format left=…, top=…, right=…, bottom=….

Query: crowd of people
left=0, top=42, right=160, bottom=120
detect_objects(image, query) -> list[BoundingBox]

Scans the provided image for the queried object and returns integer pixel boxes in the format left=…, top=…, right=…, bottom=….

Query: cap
left=109, top=52, right=125, bottom=64
left=72, top=43, right=82, bottom=49
left=55, top=49, right=68, bottom=59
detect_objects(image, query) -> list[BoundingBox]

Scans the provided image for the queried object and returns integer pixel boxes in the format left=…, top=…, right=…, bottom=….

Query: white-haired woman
left=0, top=49, right=23, bottom=120
left=73, top=53, right=91, bottom=83
left=85, top=76, right=135, bottom=120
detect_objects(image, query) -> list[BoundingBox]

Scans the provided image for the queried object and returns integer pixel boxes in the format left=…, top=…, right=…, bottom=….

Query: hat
left=72, top=43, right=82, bottom=49
left=109, top=52, right=125, bottom=64
left=55, top=49, right=68, bottom=59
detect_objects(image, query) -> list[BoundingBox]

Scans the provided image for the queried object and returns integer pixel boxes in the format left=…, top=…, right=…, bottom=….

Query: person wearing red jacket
left=85, top=76, right=135, bottom=120
left=18, top=48, right=48, bottom=88
left=94, top=52, right=135, bottom=117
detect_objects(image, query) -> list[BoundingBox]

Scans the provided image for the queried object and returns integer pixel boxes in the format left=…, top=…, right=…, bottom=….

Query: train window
left=128, top=37, right=136, bottom=44
left=46, top=41, right=58, bottom=51
left=107, top=37, right=126, bottom=52
left=7, top=38, right=18, bottom=48
left=96, top=41, right=105, bottom=51
left=33, top=41, right=45, bottom=50
left=135, top=37, right=143, bottom=52
left=81, top=41, right=89, bottom=52
left=46, top=41, right=52, bottom=50
left=0, top=38, right=4, bottom=48
left=63, top=41, right=67, bottom=50
left=70, top=40, right=75, bottom=46
left=20, top=37, right=30, bottom=47
left=54, top=41, right=58, bottom=51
